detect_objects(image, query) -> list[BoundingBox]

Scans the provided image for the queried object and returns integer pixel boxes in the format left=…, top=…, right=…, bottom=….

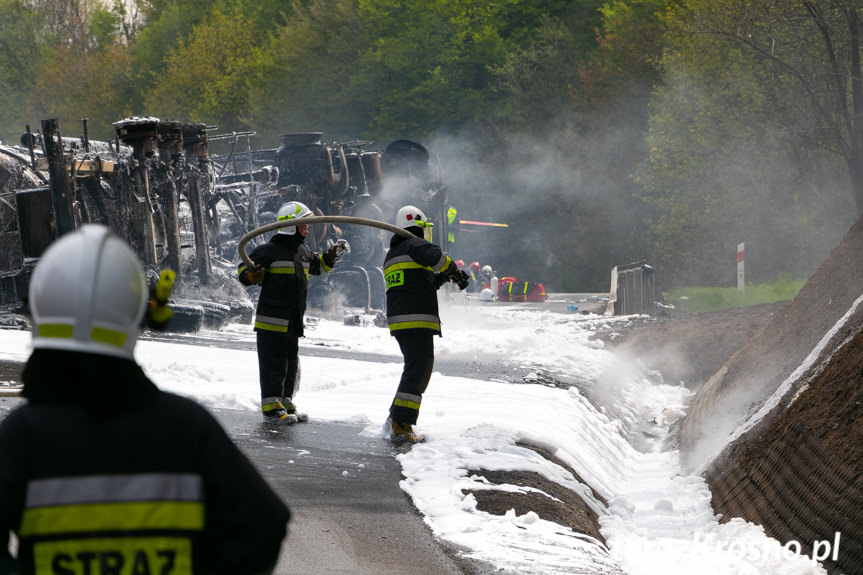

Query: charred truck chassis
left=0, top=118, right=454, bottom=329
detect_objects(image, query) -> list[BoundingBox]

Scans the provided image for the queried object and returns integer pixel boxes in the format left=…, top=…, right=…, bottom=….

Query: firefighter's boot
left=282, top=398, right=309, bottom=422
left=262, top=402, right=298, bottom=424
left=386, top=418, right=424, bottom=444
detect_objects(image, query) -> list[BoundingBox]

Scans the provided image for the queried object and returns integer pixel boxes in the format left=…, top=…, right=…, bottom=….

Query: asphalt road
left=0, top=360, right=489, bottom=575
left=214, top=411, right=478, bottom=575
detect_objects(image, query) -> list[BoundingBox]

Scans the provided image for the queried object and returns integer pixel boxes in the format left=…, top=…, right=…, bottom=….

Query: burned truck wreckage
left=0, top=117, right=455, bottom=331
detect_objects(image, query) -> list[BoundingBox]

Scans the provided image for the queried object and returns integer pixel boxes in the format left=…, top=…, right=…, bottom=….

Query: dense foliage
left=0, top=0, right=859, bottom=291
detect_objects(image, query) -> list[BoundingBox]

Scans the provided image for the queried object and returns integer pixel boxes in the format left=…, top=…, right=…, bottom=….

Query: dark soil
left=463, top=443, right=609, bottom=545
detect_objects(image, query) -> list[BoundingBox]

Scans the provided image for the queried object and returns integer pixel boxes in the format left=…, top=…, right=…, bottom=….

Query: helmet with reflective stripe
left=276, top=201, right=313, bottom=235
left=29, top=224, right=147, bottom=359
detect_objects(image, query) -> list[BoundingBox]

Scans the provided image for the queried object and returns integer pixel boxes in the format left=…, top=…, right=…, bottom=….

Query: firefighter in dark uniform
left=238, top=201, right=343, bottom=423
left=383, top=205, right=468, bottom=443
left=0, top=224, right=290, bottom=575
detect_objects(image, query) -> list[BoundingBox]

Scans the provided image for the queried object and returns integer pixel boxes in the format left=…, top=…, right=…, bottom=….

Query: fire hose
left=237, top=215, right=414, bottom=269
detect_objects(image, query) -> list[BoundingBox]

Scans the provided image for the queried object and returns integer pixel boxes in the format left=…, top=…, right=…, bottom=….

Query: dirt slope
left=678, top=214, right=863, bottom=574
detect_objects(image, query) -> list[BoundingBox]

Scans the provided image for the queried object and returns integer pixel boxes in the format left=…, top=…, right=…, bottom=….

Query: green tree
left=465, top=1, right=666, bottom=290
left=0, top=0, right=140, bottom=141
left=636, top=0, right=857, bottom=286
left=489, top=15, right=583, bottom=137
left=143, top=8, right=263, bottom=130
left=674, top=0, right=863, bottom=213
left=351, top=0, right=509, bottom=139
left=33, top=43, right=138, bottom=141
left=248, top=0, right=369, bottom=143
left=0, top=0, right=41, bottom=140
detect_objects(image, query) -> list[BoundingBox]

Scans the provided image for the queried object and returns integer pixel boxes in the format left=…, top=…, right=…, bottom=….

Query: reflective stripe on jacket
left=237, top=234, right=328, bottom=336
left=21, top=473, right=203, bottom=574
left=384, top=234, right=452, bottom=336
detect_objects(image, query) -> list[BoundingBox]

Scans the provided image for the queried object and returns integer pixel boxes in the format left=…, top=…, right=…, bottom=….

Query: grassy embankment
left=665, top=278, right=805, bottom=314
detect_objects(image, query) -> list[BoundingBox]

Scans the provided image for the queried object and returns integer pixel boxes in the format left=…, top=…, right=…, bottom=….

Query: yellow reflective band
left=255, top=321, right=288, bottom=333
left=91, top=327, right=127, bottom=348
left=393, top=398, right=421, bottom=410
left=389, top=320, right=440, bottom=331
left=433, top=254, right=450, bottom=272
left=384, top=261, right=431, bottom=275
left=38, top=324, right=74, bottom=339
left=34, top=536, right=193, bottom=575
left=268, top=267, right=296, bottom=275
left=20, top=501, right=205, bottom=536
left=278, top=205, right=303, bottom=221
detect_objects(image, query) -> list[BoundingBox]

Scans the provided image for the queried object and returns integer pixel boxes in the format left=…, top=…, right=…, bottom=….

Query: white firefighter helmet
left=396, top=205, right=432, bottom=239
left=481, top=265, right=492, bottom=276
left=28, top=224, right=147, bottom=359
left=276, top=201, right=313, bottom=235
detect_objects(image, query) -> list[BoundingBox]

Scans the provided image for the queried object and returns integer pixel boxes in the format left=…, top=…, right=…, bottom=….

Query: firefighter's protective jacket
left=238, top=233, right=334, bottom=336
left=384, top=233, right=453, bottom=336
left=0, top=349, right=290, bottom=575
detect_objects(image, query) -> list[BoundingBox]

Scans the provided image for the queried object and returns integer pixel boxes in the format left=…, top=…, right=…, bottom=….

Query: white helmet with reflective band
left=396, top=205, right=430, bottom=230
left=29, top=224, right=147, bottom=359
left=276, top=201, right=313, bottom=235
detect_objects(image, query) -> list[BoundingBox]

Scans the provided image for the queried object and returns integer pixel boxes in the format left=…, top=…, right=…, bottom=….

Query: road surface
left=0, top=359, right=491, bottom=575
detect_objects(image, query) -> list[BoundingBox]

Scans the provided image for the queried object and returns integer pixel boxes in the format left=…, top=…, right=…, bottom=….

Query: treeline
left=0, top=0, right=858, bottom=291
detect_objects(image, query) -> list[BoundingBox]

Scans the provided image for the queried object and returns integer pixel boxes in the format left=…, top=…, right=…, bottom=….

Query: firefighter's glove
left=146, top=269, right=175, bottom=331
left=323, top=239, right=347, bottom=265
left=247, top=265, right=266, bottom=284
left=323, top=247, right=338, bottom=267
left=442, top=260, right=459, bottom=279
left=441, top=260, right=469, bottom=291
left=433, top=273, right=447, bottom=290
left=454, top=270, right=470, bottom=291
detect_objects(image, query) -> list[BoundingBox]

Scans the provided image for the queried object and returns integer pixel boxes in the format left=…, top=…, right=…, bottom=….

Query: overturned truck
left=0, top=117, right=455, bottom=330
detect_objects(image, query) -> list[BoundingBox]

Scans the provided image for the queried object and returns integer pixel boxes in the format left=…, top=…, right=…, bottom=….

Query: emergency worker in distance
left=238, top=201, right=343, bottom=423
left=383, top=205, right=467, bottom=443
left=466, top=261, right=482, bottom=293
left=0, top=224, right=290, bottom=575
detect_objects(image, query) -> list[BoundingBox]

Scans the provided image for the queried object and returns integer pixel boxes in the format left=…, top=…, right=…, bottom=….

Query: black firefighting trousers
left=390, top=331, right=435, bottom=425
left=257, top=330, right=300, bottom=402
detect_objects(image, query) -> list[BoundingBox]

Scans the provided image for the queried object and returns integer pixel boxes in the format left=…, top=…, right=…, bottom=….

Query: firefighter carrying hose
left=383, top=205, right=468, bottom=443
left=237, top=201, right=345, bottom=424
left=0, top=224, right=290, bottom=574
